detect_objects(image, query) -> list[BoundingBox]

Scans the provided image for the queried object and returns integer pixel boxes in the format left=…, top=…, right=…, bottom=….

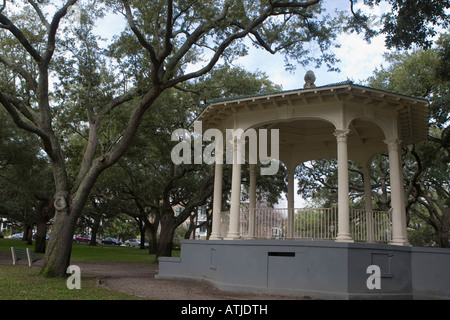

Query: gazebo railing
left=293, top=206, right=338, bottom=240
left=234, top=206, right=392, bottom=243
left=350, top=208, right=392, bottom=243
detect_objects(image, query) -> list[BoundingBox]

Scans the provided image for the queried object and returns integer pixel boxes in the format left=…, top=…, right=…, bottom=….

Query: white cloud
left=94, top=12, right=127, bottom=45
left=234, top=44, right=301, bottom=89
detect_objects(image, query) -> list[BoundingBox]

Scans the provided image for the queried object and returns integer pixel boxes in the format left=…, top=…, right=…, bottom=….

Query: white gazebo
left=196, top=72, right=429, bottom=246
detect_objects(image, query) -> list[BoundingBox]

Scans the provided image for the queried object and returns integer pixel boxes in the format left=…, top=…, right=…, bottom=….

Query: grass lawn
left=71, top=242, right=159, bottom=264
left=0, top=238, right=166, bottom=300
left=0, top=265, right=137, bottom=300
left=0, top=238, right=160, bottom=264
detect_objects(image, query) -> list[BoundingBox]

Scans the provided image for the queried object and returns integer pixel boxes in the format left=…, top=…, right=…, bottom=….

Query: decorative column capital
left=333, top=129, right=350, bottom=142
left=383, top=138, right=402, bottom=152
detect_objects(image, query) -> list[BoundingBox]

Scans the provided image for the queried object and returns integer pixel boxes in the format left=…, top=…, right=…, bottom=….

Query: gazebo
left=197, top=72, right=428, bottom=245
left=157, top=73, right=450, bottom=300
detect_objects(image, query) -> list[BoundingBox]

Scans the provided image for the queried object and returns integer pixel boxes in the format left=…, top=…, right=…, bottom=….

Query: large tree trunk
left=184, top=214, right=196, bottom=239
left=41, top=175, right=102, bottom=277
left=89, top=214, right=101, bottom=246
left=147, top=228, right=158, bottom=254
left=138, top=221, right=146, bottom=250
left=40, top=205, right=78, bottom=277
left=437, top=230, right=449, bottom=248
left=23, top=223, right=33, bottom=245
left=40, top=157, right=92, bottom=277
left=144, top=216, right=158, bottom=254
left=34, top=197, right=54, bottom=253
left=39, top=137, right=76, bottom=277
left=157, top=214, right=177, bottom=257
left=436, top=209, right=449, bottom=248
left=34, top=222, right=47, bottom=253
left=35, top=220, right=48, bottom=253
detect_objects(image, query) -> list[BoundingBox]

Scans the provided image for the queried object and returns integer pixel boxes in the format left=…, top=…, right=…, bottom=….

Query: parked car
left=74, top=234, right=91, bottom=243
left=124, top=239, right=140, bottom=247
left=9, top=233, right=23, bottom=239
left=101, top=237, right=122, bottom=246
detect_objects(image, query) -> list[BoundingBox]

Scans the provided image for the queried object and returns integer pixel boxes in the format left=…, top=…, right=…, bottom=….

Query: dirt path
left=0, top=252, right=304, bottom=300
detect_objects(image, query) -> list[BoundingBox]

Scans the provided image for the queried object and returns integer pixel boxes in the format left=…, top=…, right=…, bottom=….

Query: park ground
left=0, top=238, right=304, bottom=300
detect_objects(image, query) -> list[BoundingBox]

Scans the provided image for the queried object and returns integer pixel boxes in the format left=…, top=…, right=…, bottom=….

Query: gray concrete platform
left=156, top=239, right=450, bottom=300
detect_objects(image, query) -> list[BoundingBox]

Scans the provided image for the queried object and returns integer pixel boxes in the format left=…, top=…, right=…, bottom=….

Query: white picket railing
left=231, top=206, right=392, bottom=243
left=350, top=208, right=392, bottom=243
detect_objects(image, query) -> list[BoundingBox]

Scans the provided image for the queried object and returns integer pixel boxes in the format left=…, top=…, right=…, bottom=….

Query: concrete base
left=157, top=239, right=450, bottom=300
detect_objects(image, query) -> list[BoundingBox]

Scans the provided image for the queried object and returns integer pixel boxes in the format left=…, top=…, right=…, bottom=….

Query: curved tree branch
left=0, top=92, right=49, bottom=141
left=43, top=0, right=78, bottom=64
left=0, top=13, right=42, bottom=63
left=0, top=54, right=38, bottom=91
left=121, top=0, right=159, bottom=73
left=272, top=0, right=320, bottom=8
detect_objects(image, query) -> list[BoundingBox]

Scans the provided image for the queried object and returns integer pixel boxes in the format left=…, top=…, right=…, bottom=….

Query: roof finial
left=304, top=70, right=316, bottom=89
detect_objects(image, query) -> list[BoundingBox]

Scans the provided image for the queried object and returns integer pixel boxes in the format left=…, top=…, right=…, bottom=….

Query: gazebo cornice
left=202, top=81, right=427, bottom=107
left=195, top=82, right=427, bottom=121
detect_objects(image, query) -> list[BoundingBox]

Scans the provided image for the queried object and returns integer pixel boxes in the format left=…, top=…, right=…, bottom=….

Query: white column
left=225, top=139, right=242, bottom=240
left=334, top=129, right=353, bottom=242
left=384, top=138, right=409, bottom=245
left=248, top=164, right=257, bottom=239
left=287, top=167, right=295, bottom=238
left=209, top=162, right=223, bottom=240
left=362, top=165, right=375, bottom=243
